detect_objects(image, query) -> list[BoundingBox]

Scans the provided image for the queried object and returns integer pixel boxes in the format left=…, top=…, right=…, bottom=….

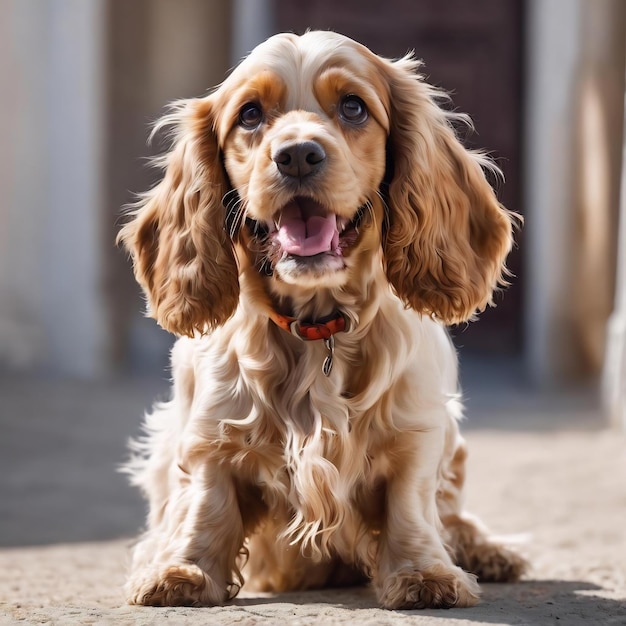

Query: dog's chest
left=226, top=390, right=394, bottom=544
left=225, top=383, right=351, bottom=477
left=203, top=332, right=397, bottom=537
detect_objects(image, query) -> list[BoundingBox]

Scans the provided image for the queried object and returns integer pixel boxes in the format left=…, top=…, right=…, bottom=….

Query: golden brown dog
left=119, top=31, right=525, bottom=609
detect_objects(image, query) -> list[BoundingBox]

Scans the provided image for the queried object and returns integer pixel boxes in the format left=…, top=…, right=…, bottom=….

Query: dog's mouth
left=246, top=196, right=365, bottom=264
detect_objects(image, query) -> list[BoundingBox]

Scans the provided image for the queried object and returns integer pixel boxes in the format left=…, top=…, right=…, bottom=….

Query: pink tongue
left=277, top=208, right=339, bottom=257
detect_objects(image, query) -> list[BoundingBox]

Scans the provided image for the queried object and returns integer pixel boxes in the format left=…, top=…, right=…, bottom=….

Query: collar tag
left=322, top=335, right=335, bottom=377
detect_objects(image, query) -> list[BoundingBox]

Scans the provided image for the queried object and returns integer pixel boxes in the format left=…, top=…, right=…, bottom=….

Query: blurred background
left=1, top=0, right=625, bottom=546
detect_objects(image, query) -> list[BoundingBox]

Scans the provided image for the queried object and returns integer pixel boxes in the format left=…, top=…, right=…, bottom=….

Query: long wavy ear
left=380, top=56, right=515, bottom=324
left=117, top=97, right=239, bottom=336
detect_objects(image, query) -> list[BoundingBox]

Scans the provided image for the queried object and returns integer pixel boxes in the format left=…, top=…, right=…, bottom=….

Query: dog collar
left=268, top=309, right=349, bottom=377
left=268, top=309, right=350, bottom=341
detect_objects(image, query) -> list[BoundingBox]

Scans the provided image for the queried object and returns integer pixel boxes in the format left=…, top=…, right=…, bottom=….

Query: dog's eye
left=339, top=95, right=368, bottom=125
left=239, top=103, right=263, bottom=129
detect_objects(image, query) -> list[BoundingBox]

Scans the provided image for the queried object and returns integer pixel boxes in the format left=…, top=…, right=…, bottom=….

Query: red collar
left=268, top=309, right=350, bottom=341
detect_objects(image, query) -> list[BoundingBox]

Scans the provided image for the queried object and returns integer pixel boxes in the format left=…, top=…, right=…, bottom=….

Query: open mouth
left=246, top=196, right=364, bottom=263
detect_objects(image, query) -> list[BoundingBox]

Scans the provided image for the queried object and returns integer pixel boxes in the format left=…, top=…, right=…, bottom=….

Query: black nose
left=272, top=140, right=326, bottom=179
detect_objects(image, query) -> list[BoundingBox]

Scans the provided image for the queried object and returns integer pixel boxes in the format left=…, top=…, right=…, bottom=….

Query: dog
left=118, top=30, right=526, bottom=609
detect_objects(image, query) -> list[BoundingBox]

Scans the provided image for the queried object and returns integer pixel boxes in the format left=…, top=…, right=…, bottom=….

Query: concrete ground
left=1, top=359, right=625, bottom=625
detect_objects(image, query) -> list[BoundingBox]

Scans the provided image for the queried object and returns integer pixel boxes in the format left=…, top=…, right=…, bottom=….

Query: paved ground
left=1, top=360, right=625, bottom=625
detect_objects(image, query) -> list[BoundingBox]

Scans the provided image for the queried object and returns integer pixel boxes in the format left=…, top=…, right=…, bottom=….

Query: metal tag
left=322, top=335, right=335, bottom=377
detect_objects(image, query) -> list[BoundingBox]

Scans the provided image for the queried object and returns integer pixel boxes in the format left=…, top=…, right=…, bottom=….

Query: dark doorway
left=275, top=0, right=525, bottom=355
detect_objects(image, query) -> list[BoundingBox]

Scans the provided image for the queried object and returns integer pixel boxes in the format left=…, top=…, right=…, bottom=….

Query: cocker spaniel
left=119, top=31, right=526, bottom=609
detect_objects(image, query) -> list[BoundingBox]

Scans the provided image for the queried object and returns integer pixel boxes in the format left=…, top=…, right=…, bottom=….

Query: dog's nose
left=272, top=141, right=326, bottom=179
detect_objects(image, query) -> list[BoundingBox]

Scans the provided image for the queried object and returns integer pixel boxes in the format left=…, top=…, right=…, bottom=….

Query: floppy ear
left=117, top=97, right=239, bottom=336
left=380, top=56, right=515, bottom=324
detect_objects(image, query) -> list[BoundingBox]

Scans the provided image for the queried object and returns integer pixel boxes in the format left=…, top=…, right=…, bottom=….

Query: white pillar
left=524, top=0, right=626, bottom=386
left=0, top=0, right=46, bottom=369
left=524, top=0, right=583, bottom=385
left=0, top=0, right=108, bottom=377
left=603, top=85, right=626, bottom=431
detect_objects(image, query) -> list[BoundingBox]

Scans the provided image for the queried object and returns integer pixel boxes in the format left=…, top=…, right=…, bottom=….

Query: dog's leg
left=438, top=431, right=528, bottom=583
left=374, top=427, right=480, bottom=610
left=126, top=460, right=244, bottom=606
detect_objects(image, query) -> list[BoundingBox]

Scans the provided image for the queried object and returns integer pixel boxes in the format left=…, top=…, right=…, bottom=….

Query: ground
left=1, top=361, right=625, bottom=625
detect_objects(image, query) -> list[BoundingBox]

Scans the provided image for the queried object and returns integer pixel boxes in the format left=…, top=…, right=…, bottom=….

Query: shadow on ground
left=231, top=580, right=626, bottom=624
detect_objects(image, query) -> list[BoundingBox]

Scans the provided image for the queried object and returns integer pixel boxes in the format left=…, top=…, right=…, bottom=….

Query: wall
left=105, top=0, right=233, bottom=373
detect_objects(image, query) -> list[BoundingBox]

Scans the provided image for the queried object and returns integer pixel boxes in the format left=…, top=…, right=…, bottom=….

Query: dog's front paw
left=377, top=563, right=480, bottom=610
left=126, top=563, right=226, bottom=606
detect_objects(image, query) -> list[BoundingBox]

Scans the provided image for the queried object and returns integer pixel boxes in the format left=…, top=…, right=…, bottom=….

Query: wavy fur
left=119, top=31, right=526, bottom=610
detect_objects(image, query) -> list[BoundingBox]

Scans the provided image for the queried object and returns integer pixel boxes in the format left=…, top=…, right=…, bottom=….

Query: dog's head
left=119, top=31, right=514, bottom=336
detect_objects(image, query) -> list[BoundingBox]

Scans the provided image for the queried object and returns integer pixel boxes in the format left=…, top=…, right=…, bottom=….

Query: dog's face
left=119, top=31, right=514, bottom=336
left=215, top=32, right=390, bottom=288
